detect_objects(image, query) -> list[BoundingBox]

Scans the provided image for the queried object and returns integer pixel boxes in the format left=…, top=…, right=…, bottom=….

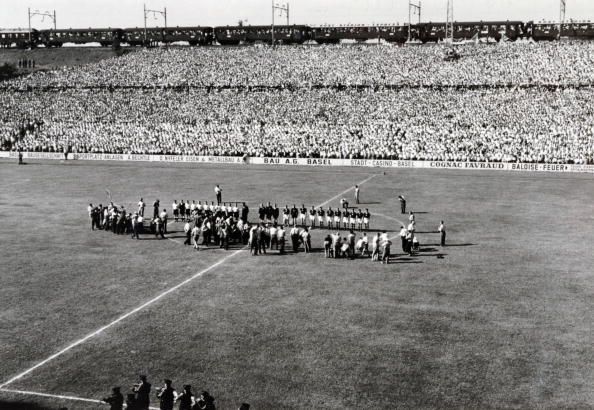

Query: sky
left=2, top=0, right=594, bottom=30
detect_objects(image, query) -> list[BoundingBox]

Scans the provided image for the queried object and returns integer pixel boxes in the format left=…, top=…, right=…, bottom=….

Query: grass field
left=0, top=159, right=592, bottom=410
left=0, top=48, right=133, bottom=71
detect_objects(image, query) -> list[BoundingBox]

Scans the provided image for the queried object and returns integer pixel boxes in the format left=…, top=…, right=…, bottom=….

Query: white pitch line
left=0, top=248, right=244, bottom=389
left=373, top=211, right=406, bottom=227
left=0, top=388, right=160, bottom=409
left=0, top=173, right=379, bottom=390
left=316, top=173, right=378, bottom=208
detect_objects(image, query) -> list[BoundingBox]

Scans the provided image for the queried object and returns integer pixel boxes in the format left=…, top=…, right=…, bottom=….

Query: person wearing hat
left=103, top=386, right=124, bottom=410
left=133, top=374, right=151, bottom=410
left=156, top=379, right=177, bottom=410
left=175, top=385, right=195, bottom=410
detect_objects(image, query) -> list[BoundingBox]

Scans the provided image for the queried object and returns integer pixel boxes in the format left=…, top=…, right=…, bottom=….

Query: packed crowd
left=3, top=87, right=593, bottom=163
left=3, top=42, right=594, bottom=89
left=2, top=42, right=594, bottom=164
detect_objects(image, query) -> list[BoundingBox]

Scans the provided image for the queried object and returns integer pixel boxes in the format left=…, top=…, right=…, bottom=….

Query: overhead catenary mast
left=272, top=2, right=290, bottom=45
left=559, top=0, right=566, bottom=38
left=445, top=0, right=454, bottom=43
left=408, top=1, right=421, bottom=43
left=28, top=8, right=56, bottom=48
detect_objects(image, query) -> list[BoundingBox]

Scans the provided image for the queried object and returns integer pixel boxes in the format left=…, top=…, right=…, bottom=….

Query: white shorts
left=300, top=213, right=306, bottom=220
left=326, top=216, right=332, bottom=223
left=318, top=215, right=324, bottom=222
left=350, top=217, right=356, bottom=224
left=283, top=214, right=289, bottom=221
left=343, top=217, right=348, bottom=224
left=334, top=216, right=340, bottom=223
left=356, top=218, right=362, bottom=224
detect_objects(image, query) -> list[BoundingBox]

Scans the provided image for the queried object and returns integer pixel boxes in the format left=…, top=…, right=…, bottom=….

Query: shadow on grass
left=0, top=400, right=54, bottom=410
left=424, top=243, right=477, bottom=247
left=387, top=259, right=423, bottom=264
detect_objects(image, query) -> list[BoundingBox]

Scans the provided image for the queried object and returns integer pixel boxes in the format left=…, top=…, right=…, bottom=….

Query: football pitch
left=0, top=159, right=592, bottom=409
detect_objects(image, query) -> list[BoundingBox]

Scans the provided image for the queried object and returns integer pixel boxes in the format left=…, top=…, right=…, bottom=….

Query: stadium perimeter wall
left=1, top=151, right=593, bottom=174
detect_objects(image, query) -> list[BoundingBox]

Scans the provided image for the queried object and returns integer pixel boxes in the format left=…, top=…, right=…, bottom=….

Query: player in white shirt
left=371, top=232, right=380, bottom=261
left=399, top=226, right=408, bottom=252
left=185, top=200, right=191, bottom=220
left=438, top=221, right=446, bottom=246
left=407, top=221, right=415, bottom=234
left=172, top=200, right=179, bottom=222
left=183, top=221, right=192, bottom=245
left=269, top=225, right=278, bottom=250
left=160, top=209, right=168, bottom=234
left=331, top=232, right=341, bottom=258
left=214, top=185, right=222, bottom=205
left=137, top=198, right=145, bottom=216
left=277, top=225, right=286, bottom=254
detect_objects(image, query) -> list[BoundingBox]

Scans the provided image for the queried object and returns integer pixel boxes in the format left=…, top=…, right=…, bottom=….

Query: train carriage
left=530, top=22, right=559, bottom=41
left=39, top=28, right=123, bottom=47
left=123, top=27, right=163, bottom=47
left=162, top=26, right=213, bottom=46
left=213, top=26, right=244, bottom=45
left=560, top=21, right=594, bottom=40
left=0, top=29, right=38, bottom=49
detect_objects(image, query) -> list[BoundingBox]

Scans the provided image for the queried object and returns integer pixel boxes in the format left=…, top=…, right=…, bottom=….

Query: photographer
left=133, top=374, right=151, bottom=410
left=156, top=379, right=177, bottom=410
left=103, top=386, right=124, bottom=410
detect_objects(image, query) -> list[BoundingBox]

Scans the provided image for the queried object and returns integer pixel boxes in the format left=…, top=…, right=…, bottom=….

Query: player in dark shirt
left=258, top=203, right=265, bottom=222
left=318, top=207, right=325, bottom=229
left=355, top=209, right=363, bottom=231
left=290, top=204, right=299, bottom=226
left=299, top=204, right=307, bottom=226
left=309, top=206, right=317, bottom=228
left=363, top=209, right=371, bottom=230
left=327, top=207, right=334, bottom=229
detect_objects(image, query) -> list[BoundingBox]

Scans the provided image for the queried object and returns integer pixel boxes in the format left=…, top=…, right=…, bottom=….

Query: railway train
left=1, top=20, right=593, bottom=49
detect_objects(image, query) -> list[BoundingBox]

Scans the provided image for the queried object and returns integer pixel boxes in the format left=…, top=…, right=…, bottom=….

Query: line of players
left=257, top=203, right=372, bottom=231
left=170, top=199, right=245, bottom=223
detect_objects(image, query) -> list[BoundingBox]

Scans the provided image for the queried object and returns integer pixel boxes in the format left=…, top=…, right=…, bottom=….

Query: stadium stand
left=1, top=43, right=593, bottom=164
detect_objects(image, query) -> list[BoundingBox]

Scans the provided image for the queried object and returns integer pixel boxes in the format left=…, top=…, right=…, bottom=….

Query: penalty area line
left=0, top=248, right=245, bottom=389
left=0, top=388, right=160, bottom=409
